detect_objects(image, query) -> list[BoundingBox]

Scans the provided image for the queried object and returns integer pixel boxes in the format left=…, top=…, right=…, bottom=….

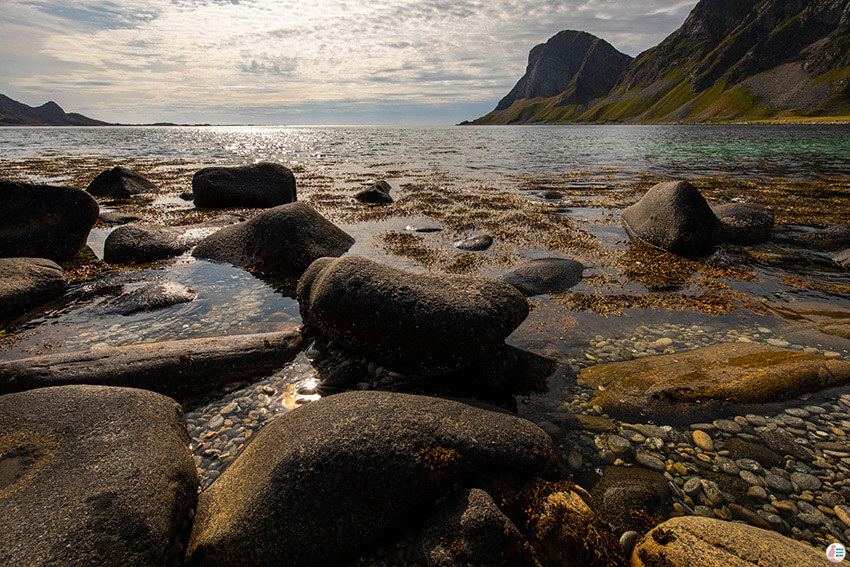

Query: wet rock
left=797, top=224, right=850, bottom=250
left=0, top=258, right=67, bottom=318
left=692, top=430, right=713, bottom=452
left=354, top=180, right=393, bottom=204
left=724, top=438, right=784, bottom=469
left=0, top=180, right=99, bottom=261
left=86, top=165, right=158, bottom=198
left=790, top=472, right=822, bottom=492
left=192, top=162, right=296, bottom=208
left=179, top=191, right=194, bottom=201
left=297, top=256, right=529, bottom=375
left=711, top=203, right=774, bottom=244
left=758, top=428, right=815, bottom=462
left=0, top=385, right=198, bottom=567
left=636, top=453, right=666, bottom=472
left=413, top=488, right=538, bottom=567
left=538, top=190, right=563, bottom=200
left=103, top=224, right=189, bottom=264
left=632, top=516, right=831, bottom=567
left=580, top=466, right=669, bottom=534
left=621, top=180, right=718, bottom=255
left=455, top=234, right=493, bottom=251
left=499, top=258, right=585, bottom=296
left=835, top=248, right=850, bottom=269
left=109, top=281, right=197, bottom=315
left=185, top=391, right=556, bottom=567
left=580, top=342, right=850, bottom=420
left=0, top=328, right=303, bottom=401
left=98, top=211, right=143, bottom=225
left=406, top=223, right=442, bottom=233
left=193, top=202, right=354, bottom=277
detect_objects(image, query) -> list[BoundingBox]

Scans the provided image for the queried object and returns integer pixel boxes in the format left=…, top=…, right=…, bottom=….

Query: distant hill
left=0, top=94, right=110, bottom=126
left=470, top=0, right=850, bottom=124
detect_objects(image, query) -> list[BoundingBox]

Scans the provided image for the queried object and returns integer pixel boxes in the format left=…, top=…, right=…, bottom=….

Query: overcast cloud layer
left=0, top=0, right=698, bottom=124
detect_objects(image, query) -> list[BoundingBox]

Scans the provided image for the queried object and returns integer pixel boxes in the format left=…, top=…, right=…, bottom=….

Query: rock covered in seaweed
left=0, top=257, right=67, bottom=318
left=297, top=255, right=529, bottom=375
left=86, top=165, right=158, bottom=198
left=192, top=162, right=296, bottom=208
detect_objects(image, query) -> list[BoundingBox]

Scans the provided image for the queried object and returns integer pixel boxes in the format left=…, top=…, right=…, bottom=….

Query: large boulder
left=192, top=162, right=296, bottom=208
left=185, top=391, right=556, bottom=567
left=499, top=258, right=584, bottom=296
left=0, top=180, right=99, bottom=261
left=86, top=166, right=158, bottom=198
left=354, top=180, right=393, bottom=204
left=0, top=257, right=67, bottom=318
left=711, top=202, right=774, bottom=244
left=103, top=224, right=189, bottom=264
left=0, top=385, right=198, bottom=567
left=622, top=181, right=718, bottom=254
left=632, top=516, right=832, bottom=567
left=193, top=203, right=354, bottom=277
left=297, top=256, right=529, bottom=375
left=580, top=342, right=850, bottom=420
left=0, top=328, right=303, bottom=401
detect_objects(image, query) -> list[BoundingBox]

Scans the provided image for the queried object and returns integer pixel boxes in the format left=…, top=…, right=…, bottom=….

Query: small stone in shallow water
left=607, top=435, right=631, bottom=454
left=765, top=474, right=793, bottom=493
left=791, top=472, right=822, bottom=491
left=683, top=477, right=702, bottom=497
left=736, top=458, right=761, bottom=472
left=713, top=419, right=742, bottom=434
left=636, top=452, right=666, bottom=472
left=834, top=505, right=850, bottom=528
left=692, top=430, right=714, bottom=451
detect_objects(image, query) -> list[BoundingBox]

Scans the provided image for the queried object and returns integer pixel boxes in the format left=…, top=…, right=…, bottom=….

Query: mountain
left=470, top=0, right=850, bottom=124
left=0, top=94, right=110, bottom=126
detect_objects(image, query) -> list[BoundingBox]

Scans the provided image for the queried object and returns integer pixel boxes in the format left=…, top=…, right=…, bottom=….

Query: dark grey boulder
left=354, top=180, right=393, bottom=204
left=297, top=256, right=529, bottom=375
left=413, top=488, right=539, bottom=567
left=622, top=180, right=718, bottom=254
left=539, top=190, right=563, bottom=200
left=499, top=258, right=584, bottom=296
left=711, top=203, right=774, bottom=244
left=109, top=281, right=196, bottom=315
left=185, top=391, right=556, bottom=567
left=406, top=223, right=442, bottom=233
left=0, top=385, right=198, bottom=567
left=836, top=249, right=850, bottom=269
left=798, top=224, right=850, bottom=250
left=0, top=257, right=67, bottom=318
left=86, top=165, right=158, bottom=198
left=103, top=224, right=189, bottom=264
left=179, top=191, right=194, bottom=201
left=193, top=202, right=354, bottom=277
left=98, top=211, right=143, bottom=225
left=0, top=180, right=99, bottom=261
left=455, top=234, right=493, bottom=251
left=192, top=162, right=296, bottom=208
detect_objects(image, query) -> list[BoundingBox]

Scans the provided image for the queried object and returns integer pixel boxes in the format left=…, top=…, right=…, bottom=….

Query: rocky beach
left=1, top=124, right=849, bottom=567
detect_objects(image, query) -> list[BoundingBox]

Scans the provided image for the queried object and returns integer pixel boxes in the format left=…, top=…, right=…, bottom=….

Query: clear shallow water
left=1, top=124, right=849, bottom=179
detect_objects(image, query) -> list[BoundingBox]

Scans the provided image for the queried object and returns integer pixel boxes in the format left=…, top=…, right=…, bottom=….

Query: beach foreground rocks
left=104, top=223, right=189, bottom=264
left=622, top=181, right=718, bottom=254
left=297, top=255, right=529, bottom=375
left=185, top=390, right=556, bottom=567
left=580, top=342, right=850, bottom=419
left=711, top=202, right=775, bottom=244
left=0, top=385, right=198, bottom=567
left=631, top=516, right=832, bottom=567
left=0, top=180, right=99, bottom=261
left=0, top=257, right=67, bottom=318
left=0, top=328, right=302, bottom=401
left=192, top=162, right=296, bottom=208
left=86, top=165, right=158, bottom=198
left=354, top=180, right=393, bottom=204
left=500, top=258, right=585, bottom=296
left=193, top=202, right=354, bottom=277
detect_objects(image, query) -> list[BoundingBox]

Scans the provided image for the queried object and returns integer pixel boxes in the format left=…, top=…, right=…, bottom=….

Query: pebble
left=683, top=477, right=702, bottom=497
left=765, top=473, right=794, bottom=493
left=835, top=505, right=850, bottom=528
left=608, top=435, right=632, bottom=454
left=636, top=452, right=666, bottom=472
left=740, top=470, right=763, bottom=486
left=692, top=430, right=714, bottom=452
left=736, top=458, right=762, bottom=473
left=619, top=531, right=640, bottom=557
left=791, top=472, right=822, bottom=491
left=747, top=485, right=768, bottom=499
left=713, top=419, right=742, bottom=434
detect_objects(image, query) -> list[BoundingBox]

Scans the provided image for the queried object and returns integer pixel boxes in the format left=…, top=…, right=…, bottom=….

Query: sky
left=0, top=0, right=699, bottom=125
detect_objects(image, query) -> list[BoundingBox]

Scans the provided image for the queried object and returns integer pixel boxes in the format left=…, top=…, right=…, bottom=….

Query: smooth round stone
left=834, top=504, right=850, bottom=528
left=673, top=462, right=688, bottom=476
left=747, top=485, right=768, bottom=499
left=652, top=338, right=673, bottom=348
left=791, top=472, right=822, bottom=491
left=645, top=437, right=665, bottom=451
left=766, top=338, right=791, bottom=348
left=636, top=452, right=666, bottom=472
left=620, top=531, right=640, bottom=557
left=736, top=458, right=762, bottom=472
left=740, top=470, right=763, bottom=486
left=701, top=479, right=724, bottom=505
left=684, top=477, right=703, bottom=497
left=208, top=415, right=224, bottom=429
left=694, top=505, right=714, bottom=518
left=713, top=419, right=743, bottom=434
left=693, top=430, right=714, bottom=451
left=691, top=423, right=717, bottom=432
left=774, top=500, right=797, bottom=516
left=785, top=408, right=811, bottom=418
left=745, top=414, right=767, bottom=427
left=775, top=414, right=805, bottom=428
left=608, top=435, right=632, bottom=454
left=765, top=473, right=794, bottom=493
left=721, top=461, right=741, bottom=475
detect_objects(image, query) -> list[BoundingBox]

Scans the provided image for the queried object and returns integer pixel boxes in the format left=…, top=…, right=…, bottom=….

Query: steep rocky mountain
left=471, top=0, right=850, bottom=124
left=0, top=94, right=110, bottom=126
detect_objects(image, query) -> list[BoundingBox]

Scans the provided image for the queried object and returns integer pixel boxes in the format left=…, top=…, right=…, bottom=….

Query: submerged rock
left=0, top=257, right=67, bottom=318
left=354, top=180, right=393, bottom=204
left=193, top=202, right=354, bottom=277
left=185, top=390, right=556, bottom=567
left=297, top=255, right=529, bottom=375
left=98, top=211, right=143, bottom=225
left=455, top=234, right=494, bottom=251
left=0, top=180, right=99, bottom=261
left=711, top=202, right=774, bottom=244
left=798, top=224, right=850, bottom=250
left=192, top=162, right=296, bottom=208
left=86, top=165, right=158, bottom=198
left=109, top=281, right=196, bottom=315
left=580, top=342, right=850, bottom=420
left=621, top=181, right=718, bottom=255
left=538, top=190, right=563, bottom=200
left=499, top=258, right=585, bottom=296
left=835, top=248, right=850, bottom=269
left=632, top=516, right=832, bottom=567
left=103, top=224, right=189, bottom=264
left=0, top=385, right=198, bottom=567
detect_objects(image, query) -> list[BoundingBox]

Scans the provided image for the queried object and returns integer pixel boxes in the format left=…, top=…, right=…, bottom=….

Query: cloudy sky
left=0, top=0, right=699, bottom=124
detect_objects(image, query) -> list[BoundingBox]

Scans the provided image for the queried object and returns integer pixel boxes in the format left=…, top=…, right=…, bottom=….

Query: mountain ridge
left=0, top=94, right=110, bottom=126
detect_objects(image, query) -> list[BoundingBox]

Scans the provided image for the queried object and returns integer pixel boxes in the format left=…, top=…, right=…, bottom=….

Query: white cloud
left=0, top=0, right=698, bottom=123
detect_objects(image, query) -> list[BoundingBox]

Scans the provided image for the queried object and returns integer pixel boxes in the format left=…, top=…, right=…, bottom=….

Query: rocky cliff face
left=0, top=94, right=109, bottom=126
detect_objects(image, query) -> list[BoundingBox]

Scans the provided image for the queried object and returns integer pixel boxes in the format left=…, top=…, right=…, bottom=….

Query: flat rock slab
left=0, top=328, right=302, bottom=401
left=632, top=516, right=831, bottom=567
left=0, top=257, right=67, bottom=318
left=185, top=390, right=555, bottom=567
left=0, top=385, right=198, bottom=567
left=580, top=342, right=850, bottom=420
